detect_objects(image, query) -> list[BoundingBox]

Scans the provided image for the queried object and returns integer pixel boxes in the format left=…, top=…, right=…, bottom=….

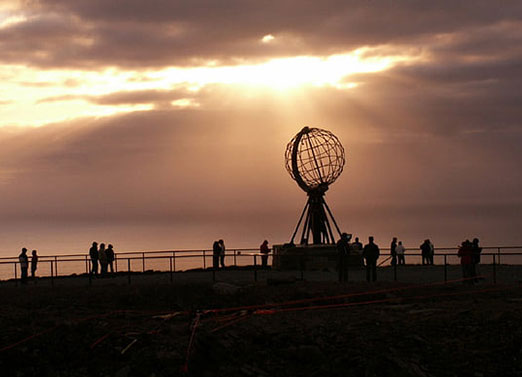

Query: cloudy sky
left=1, top=0, right=522, bottom=254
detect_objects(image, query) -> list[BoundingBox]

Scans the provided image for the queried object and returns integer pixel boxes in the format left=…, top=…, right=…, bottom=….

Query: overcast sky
left=1, top=0, right=522, bottom=253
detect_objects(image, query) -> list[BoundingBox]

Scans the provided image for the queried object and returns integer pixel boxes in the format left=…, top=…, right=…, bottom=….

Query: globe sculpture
left=285, top=126, right=345, bottom=245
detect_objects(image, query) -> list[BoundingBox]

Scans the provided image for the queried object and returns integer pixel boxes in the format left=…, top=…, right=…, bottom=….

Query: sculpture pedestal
left=272, top=244, right=363, bottom=271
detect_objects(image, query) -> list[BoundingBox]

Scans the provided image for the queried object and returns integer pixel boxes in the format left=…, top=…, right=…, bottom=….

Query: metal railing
left=1, top=246, right=522, bottom=286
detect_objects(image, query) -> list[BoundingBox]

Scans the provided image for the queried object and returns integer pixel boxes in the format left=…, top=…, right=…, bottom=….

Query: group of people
left=337, top=234, right=380, bottom=282
left=18, top=248, right=38, bottom=284
left=390, top=237, right=407, bottom=266
left=419, top=239, right=435, bottom=265
left=211, top=239, right=272, bottom=269
left=89, top=242, right=116, bottom=277
left=338, top=235, right=441, bottom=283
left=457, top=238, right=482, bottom=283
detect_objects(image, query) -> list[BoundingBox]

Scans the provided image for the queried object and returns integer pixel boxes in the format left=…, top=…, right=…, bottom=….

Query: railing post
left=203, top=250, right=206, bottom=269
left=50, top=261, right=54, bottom=287
left=169, top=256, right=173, bottom=283
left=493, top=254, right=496, bottom=284
left=444, top=255, right=447, bottom=283
left=234, top=250, right=237, bottom=267
left=14, top=262, right=18, bottom=287
left=497, top=247, right=501, bottom=265
left=115, top=255, right=118, bottom=273
left=142, top=252, right=145, bottom=272
left=254, top=255, right=258, bottom=282
left=173, top=251, right=176, bottom=272
left=128, top=258, right=131, bottom=285
left=54, top=256, right=58, bottom=277
left=85, top=255, right=89, bottom=274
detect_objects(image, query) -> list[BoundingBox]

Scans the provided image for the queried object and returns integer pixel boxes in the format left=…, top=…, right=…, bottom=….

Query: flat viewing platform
left=3, top=263, right=521, bottom=288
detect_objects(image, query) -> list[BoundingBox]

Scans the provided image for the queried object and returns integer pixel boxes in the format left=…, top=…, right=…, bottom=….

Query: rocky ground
left=0, top=277, right=521, bottom=377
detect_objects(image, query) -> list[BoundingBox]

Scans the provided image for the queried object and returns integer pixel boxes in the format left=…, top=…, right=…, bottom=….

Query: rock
left=212, top=282, right=241, bottom=295
left=297, top=345, right=324, bottom=362
left=115, top=366, right=131, bottom=377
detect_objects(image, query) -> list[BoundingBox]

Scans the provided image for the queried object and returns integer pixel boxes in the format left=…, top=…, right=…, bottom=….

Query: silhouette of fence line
left=1, top=246, right=521, bottom=286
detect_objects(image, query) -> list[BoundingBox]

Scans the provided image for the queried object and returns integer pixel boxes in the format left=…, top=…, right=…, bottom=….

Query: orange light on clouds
left=0, top=47, right=419, bottom=127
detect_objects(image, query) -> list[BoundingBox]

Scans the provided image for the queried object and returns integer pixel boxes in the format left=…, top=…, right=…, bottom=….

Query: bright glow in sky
left=0, top=48, right=417, bottom=127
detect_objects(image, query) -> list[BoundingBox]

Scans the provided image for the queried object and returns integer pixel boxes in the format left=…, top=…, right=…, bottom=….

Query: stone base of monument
left=272, top=244, right=363, bottom=271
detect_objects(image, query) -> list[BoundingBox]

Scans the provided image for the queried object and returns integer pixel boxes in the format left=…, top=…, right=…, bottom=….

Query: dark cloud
left=37, top=89, right=192, bottom=106
left=1, top=1, right=520, bottom=68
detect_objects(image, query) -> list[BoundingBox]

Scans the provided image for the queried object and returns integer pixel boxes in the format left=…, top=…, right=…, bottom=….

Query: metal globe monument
left=285, top=126, right=345, bottom=245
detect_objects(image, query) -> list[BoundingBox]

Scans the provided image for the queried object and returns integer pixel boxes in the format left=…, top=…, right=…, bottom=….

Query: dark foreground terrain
left=1, top=277, right=521, bottom=377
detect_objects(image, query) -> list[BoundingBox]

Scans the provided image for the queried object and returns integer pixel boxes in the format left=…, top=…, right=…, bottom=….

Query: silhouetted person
left=363, top=236, right=380, bottom=282
left=260, top=240, right=270, bottom=268
left=458, top=240, right=474, bottom=284
left=337, top=233, right=351, bottom=282
left=396, top=241, right=406, bottom=265
left=218, top=239, right=226, bottom=268
left=420, top=240, right=431, bottom=265
left=106, top=244, right=115, bottom=274
left=19, top=248, right=29, bottom=284
left=212, top=241, right=220, bottom=269
left=472, top=238, right=482, bottom=281
left=31, top=249, right=38, bottom=279
left=390, top=237, right=397, bottom=266
left=89, top=242, right=99, bottom=276
left=352, top=237, right=363, bottom=254
left=99, top=243, right=108, bottom=276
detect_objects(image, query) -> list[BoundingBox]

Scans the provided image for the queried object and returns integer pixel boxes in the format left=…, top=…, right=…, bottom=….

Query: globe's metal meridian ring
left=285, top=127, right=345, bottom=193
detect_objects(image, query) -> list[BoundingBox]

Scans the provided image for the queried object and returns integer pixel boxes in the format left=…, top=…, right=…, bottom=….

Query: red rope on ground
left=204, top=276, right=486, bottom=315
left=210, top=312, right=252, bottom=333
left=0, top=308, right=181, bottom=353
left=0, top=326, right=58, bottom=353
left=256, top=284, right=516, bottom=315
left=181, top=312, right=201, bottom=374
left=90, top=331, right=112, bottom=349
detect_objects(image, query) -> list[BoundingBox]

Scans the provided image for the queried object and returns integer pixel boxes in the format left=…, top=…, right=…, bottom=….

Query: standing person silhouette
left=390, top=237, right=398, bottom=266
left=218, top=239, right=226, bottom=268
left=31, top=249, right=38, bottom=279
left=99, top=243, right=108, bottom=276
left=396, top=241, right=406, bottom=265
left=363, top=236, right=380, bottom=282
left=106, top=244, right=115, bottom=274
left=471, top=238, right=482, bottom=281
left=212, top=241, right=220, bottom=269
left=19, top=248, right=29, bottom=284
left=89, top=242, right=99, bottom=276
left=458, top=240, right=474, bottom=284
left=352, top=237, right=363, bottom=254
left=336, top=233, right=351, bottom=282
left=420, top=240, right=431, bottom=265
left=428, top=239, right=435, bottom=265
left=260, top=240, right=270, bottom=268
